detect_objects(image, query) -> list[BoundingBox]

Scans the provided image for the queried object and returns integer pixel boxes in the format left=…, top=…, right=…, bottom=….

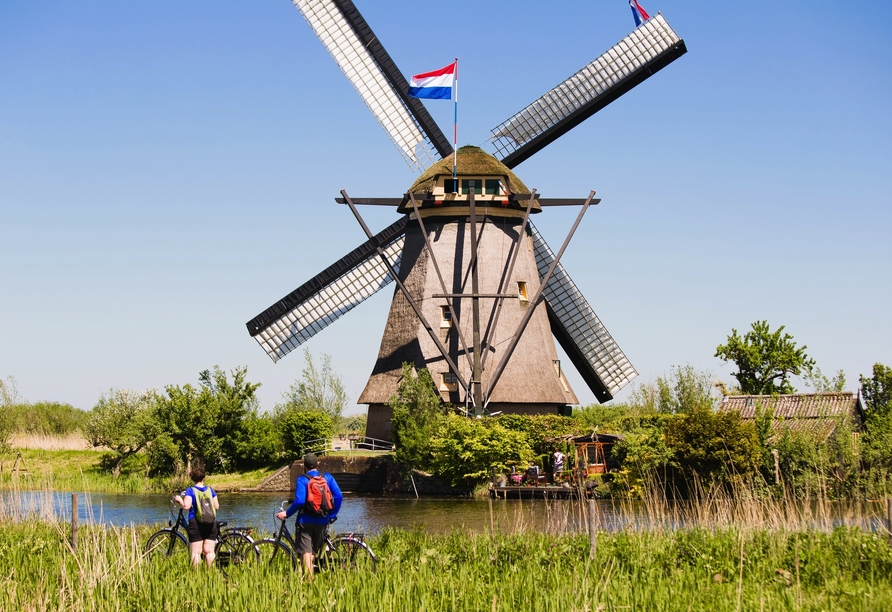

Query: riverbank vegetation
left=1, top=515, right=890, bottom=611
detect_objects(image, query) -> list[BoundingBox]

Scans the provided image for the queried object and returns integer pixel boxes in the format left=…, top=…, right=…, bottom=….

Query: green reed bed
left=2, top=519, right=892, bottom=611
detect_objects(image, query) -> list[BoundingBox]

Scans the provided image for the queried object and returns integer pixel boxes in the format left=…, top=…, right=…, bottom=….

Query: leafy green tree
left=665, top=407, right=761, bottom=485
left=231, top=411, right=283, bottom=467
left=155, top=366, right=261, bottom=474
left=497, top=414, right=575, bottom=463
left=388, top=364, right=448, bottom=471
left=429, top=414, right=533, bottom=487
left=715, top=320, right=816, bottom=394
left=84, top=389, right=160, bottom=477
left=277, top=409, right=334, bottom=457
left=860, top=363, right=892, bottom=417
left=340, top=413, right=368, bottom=436
left=655, top=365, right=718, bottom=414
left=859, top=363, right=892, bottom=476
left=804, top=367, right=846, bottom=392
left=278, top=349, right=348, bottom=421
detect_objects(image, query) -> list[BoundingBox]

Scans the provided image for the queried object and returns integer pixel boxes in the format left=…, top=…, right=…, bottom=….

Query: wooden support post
left=71, top=493, right=78, bottom=551
left=489, top=495, right=494, bottom=533
left=587, top=499, right=597, bottom=559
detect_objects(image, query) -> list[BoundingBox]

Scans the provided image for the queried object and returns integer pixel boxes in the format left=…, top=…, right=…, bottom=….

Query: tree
left=860, top=363, right=892, bottom=417
left=665, top=407, right=761, bottom=485
left=388, top=364, right=448, bottom=471
left=84, top=389, right=160, bottom=477
left=429, top=415, right=533, bottom=487
left=278, top=350, right=348, bottom=421
left=155, top=366, right=261, bottom=474
left=804, top=367, right=846, bottom=393
left=0, top=375, right=20, bottom=453
left=277, top=410, right=334, bottom=457
left=715, top=320, right=816, bottom=394
left=655, top=365, right=718, bottom=414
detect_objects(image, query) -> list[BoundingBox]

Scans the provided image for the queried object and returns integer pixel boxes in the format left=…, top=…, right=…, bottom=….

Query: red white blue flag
left=629, top=0, right=650, bottom=27
left=408, top=62, right=456, bottom=100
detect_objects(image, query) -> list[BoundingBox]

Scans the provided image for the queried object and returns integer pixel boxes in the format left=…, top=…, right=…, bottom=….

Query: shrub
left=276, top=409, right=333, bottom=458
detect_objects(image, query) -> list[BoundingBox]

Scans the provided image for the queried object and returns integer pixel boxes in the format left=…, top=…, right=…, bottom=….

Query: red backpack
left=303, top=474, right=334, bottom=517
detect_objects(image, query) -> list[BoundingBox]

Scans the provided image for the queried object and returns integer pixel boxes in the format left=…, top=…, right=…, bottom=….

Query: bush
left=231, top=412, right=283, bottom=467
left=277, top=409, right=333, bottom=458
left=665, top=408, right=760, bottom=486
left=429, top=414, right=533, bottom=487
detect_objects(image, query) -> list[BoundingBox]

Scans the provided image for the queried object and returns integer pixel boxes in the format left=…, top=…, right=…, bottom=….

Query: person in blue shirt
left=276, top=452, right=343, bottom=576
left=173, top=468, right=219, bottom=567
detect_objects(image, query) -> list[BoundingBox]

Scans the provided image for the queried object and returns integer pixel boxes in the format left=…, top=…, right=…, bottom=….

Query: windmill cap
left=408, top=146, right=531, bottom=195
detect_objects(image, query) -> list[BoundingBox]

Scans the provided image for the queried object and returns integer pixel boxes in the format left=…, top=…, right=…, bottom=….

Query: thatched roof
left=717, top=392, right=865, bottom=441
left=409, top=146, right=531, bottom=195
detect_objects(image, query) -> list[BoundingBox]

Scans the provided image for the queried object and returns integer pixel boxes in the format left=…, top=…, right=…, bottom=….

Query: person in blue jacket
left=276, top=452, right=343, bottom=576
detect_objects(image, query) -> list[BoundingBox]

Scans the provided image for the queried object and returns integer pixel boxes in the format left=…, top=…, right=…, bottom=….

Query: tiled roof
left=717, top=392, right=864, bottom=440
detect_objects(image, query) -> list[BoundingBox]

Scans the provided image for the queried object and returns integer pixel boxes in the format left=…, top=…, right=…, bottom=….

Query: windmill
left=246, top=0, right=686, bottom=439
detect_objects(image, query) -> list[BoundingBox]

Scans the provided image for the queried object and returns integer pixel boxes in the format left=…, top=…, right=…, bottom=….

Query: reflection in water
left=2, top=491, right=889, bottom=536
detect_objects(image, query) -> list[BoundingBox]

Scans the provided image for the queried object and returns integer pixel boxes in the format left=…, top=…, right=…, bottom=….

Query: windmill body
left=359, top=148, right=578, bottom=438
left=247, top=1, right=687, bottom=437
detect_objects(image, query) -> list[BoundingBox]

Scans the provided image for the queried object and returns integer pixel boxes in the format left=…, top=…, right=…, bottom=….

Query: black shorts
left=295, top=522, right=327, bottom=555
left=186, top=517, right=219, bottom=543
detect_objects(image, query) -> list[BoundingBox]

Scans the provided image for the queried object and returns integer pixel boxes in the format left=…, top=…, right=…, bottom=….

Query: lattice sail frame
left=292, top=0, right=441, bottom=171
left=250, top=233, right=405, bottom=362
left=490, top=14, right=683, bottom=164
left=529, top=221, right=638, bottom=398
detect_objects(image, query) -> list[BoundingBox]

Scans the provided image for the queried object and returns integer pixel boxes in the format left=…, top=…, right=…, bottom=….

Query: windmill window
left=441, top=372, right=459, bottom=391
left=461, top=179, right=482, bottom=195
left=517, top=281, right=528, bottom=302
left=440, top=305, right=452, bottom=328
left=444, top=179, right=458, bottom=193
left=485, top=179, right=502, bottom=195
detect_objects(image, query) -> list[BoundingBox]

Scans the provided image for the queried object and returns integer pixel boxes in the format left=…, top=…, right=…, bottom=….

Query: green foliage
left=388, top=364, right=448, bottom=470
left=715, top=320, right=816, bottom=394
left=429, top=414, right=533, bottom=487
left=277, top=349, right=348, bottom=421
left=231, top=411, right=283, bottom=467
left=496, top=414, right=576, bottom=461
left=803, top=367, right=846, bottom=392
left=655, top=365, right=718, bottom=414
left=340, top=413, right=367, bottom=436
left=665, top=407, right=761, bottom=485
left=154, top=366, right=262, bottom=474
left=84, top=388, right=160, bottom=477
left=276, top=409, right=334, bottom=457
left=860, top=362, right=892, bottom=417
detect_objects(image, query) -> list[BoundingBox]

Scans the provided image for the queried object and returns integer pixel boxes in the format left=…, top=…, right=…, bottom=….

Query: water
left=4, top=491, right=889, bottom=536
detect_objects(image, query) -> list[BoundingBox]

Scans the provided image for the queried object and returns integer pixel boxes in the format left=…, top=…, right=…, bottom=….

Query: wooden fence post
left=886, top=498, right=892, bottom=542
left=71, top=493, right=78, bottom=551
left=588, top=499, right=597, bottom=559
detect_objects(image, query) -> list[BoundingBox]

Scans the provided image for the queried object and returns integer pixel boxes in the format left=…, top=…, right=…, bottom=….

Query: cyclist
left=276, top=452, right=343, bottom=576
left=173, top=467, right=219, bottom=567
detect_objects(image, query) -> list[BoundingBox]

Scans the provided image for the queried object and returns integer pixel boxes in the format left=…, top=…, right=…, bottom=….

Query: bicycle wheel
left=252, top=538, right=297, bottom=571
left=144, top=529, right=188, bottom=563
left=315, top=539, right=347, bottom=573
left=332, top=536, right=377, bottom=573
left=215, top=532, right=258, bottom=578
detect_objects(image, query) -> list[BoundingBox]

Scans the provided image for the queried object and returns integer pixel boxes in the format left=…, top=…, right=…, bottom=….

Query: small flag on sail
left=629, top=0, right=650, bottom=27
left=408, top=62, right=456, bottom=100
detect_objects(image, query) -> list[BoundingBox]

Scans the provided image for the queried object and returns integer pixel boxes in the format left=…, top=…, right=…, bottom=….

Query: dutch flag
left=629, top=0, right=650, bottom=27
left=408, top=62, right=456, bottom=100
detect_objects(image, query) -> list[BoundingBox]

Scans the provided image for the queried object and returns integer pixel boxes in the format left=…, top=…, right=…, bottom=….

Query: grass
left=0, top=448, right=279, bottom=494
left=1, top=516, right=891, bottom=611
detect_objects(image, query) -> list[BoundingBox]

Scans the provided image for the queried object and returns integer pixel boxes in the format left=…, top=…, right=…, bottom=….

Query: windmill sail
left=490, top=14, right=686, bottom=169
left=292, top=0, right=453, bottom=171
left=246, top=218, right=407, bottom=362
left=529, top=222, right=638, bottom=401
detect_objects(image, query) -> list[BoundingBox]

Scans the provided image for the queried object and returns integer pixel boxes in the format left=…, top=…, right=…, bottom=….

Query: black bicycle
left=144, top=499, right=258, bottom=577
left=252, top=501, right=377, bottom=573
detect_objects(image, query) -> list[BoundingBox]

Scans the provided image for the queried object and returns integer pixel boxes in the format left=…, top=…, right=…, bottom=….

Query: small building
left=716, top=392, right=865, bottom=441
left=572, top=432, right=622, bottom=476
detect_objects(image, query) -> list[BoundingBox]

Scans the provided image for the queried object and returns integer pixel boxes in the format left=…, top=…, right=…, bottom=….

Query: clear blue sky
left=2, top=1, right=890, bottom=413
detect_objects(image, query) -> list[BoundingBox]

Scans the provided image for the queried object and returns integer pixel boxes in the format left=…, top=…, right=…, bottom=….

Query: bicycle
left=144, top=499, right=259, bottom=577
left=252, top=501, right=376, bottom=573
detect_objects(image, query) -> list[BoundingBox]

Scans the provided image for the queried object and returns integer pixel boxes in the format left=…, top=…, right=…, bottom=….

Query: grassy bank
left=0, top=448, right=279, bottom=493
left=1, top=518, right=891, bottom=611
